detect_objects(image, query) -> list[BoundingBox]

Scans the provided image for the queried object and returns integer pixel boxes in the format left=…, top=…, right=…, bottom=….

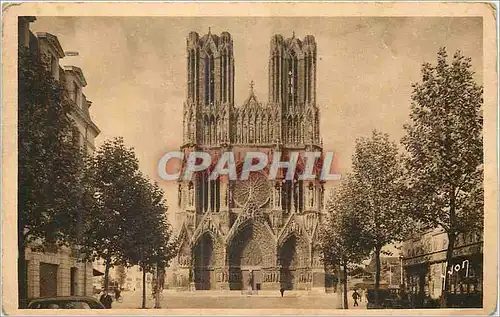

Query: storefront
left=402, top=235, right=483, bottom=308
left=445, top=254, right=483, bottom=307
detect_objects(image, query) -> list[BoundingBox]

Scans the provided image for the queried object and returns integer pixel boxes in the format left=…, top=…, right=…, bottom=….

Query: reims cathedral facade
left=174, top=29, right=336, bottom=291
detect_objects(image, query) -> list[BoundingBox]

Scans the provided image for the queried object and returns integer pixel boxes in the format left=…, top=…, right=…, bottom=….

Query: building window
left=73, top=82, right=80, bottom=107
left=188, top=49, right=196, bottom=100
left=204, top=51, right=214, bottom=105
left=50, top=55, right=58, bottom=80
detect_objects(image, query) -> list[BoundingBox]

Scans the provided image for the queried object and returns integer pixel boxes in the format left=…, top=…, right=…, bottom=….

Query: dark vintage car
left=366, top=288, right=410, bottom=309
left=25, top=296, right=105, bottom=309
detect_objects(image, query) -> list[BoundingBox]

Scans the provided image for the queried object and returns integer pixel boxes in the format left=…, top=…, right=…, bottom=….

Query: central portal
left=228, top=221, right=273, bottom=290
left=241, top=267, right=263, bottom=291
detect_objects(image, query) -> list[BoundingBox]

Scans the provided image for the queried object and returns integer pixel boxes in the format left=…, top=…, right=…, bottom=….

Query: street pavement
left=109, top=289, right=367, bottom=310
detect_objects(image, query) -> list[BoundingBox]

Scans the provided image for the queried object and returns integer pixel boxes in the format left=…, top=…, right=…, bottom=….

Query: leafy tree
left=18, top=45, right=84, bottom=302
left=116, top=265, right=127, bottom=288
left=80, top=137, right=140, bottom=292
left=350, top=130, right=408, bottom=304
left=320, top=176, right=371, bottom=309
left=401, top=48, right=483, bottom=307
left=122, top=174, right=178, bottom=308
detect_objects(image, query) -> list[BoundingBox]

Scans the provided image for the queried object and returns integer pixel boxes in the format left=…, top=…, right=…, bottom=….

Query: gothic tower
left=268, top=33, right=320, bottom=146
left=183, top=29, right=234, bottom=147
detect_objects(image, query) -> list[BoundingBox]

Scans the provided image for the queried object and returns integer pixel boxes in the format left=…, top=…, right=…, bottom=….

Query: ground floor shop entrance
left=39, top=263, right=58, bottom=297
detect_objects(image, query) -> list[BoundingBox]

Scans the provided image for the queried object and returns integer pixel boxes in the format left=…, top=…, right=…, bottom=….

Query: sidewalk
left=110, top=289, right=343, bottom=309
left=161, top=289, right=336, bottom=298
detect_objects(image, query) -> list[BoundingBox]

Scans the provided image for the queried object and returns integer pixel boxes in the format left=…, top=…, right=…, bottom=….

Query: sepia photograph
left=2, top=2, right=498, bottom=315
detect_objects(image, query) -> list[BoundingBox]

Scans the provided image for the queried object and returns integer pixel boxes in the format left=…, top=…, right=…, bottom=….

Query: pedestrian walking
left=352, top=289, right=361, bottom=307
left=115, top=288, right=122, bottom=302
left=280, top=287, right=285, bottom=297
left=99, top=291, right=113, bottom=309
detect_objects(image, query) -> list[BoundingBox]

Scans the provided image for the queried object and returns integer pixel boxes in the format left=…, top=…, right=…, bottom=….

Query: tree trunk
left=142, top=267, right=147, bottom=309
left=442, top=193, right=457, bottom=308
left=154, top=264, right=161, bottom=308
left=343, top=262, right=349, bottom=309
left=335, top=265, right=343, bottom=309
left=441, top=232, right=456, bottom=308
left=18, top=231, right=27, bottom=307
left=374, top=246, right=382, bottom=305
left=103, top=255, right=111, bottom=292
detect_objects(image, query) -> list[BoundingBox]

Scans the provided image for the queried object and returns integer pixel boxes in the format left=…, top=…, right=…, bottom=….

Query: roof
left=20, top=16, right=36, bottom=23
left=63, top=65, right=87, bottom=87
left=270, top=33, right=316, bottom=54
left=28, top=296, right=99, bottom=301
left=240, top=81, right=264, bottom=112
left=188, top=30, right=232, bottom=53
left=36, top=32, right=65, bottom=58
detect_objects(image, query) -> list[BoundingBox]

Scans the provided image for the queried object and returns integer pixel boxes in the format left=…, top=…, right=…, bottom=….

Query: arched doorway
left=227, top=221, right=275, bottom=290
left=279, top=233, right=309, bottom=290
left=193, top=233, right=214, bottom=290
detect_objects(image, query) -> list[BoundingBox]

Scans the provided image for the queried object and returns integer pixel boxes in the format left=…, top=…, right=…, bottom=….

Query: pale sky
left=31, top=17, right=483, bottom=227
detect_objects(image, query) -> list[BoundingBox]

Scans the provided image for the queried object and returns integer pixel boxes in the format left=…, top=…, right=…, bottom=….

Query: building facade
left=91, top=263, right=154, bottom=294
left=19, top=17, right=101, bottom=299
left=402, top=227, right=483, bottom=307
left=172, top=30, right=335, bottom=291
left=365, top=255, right=403, bottom=289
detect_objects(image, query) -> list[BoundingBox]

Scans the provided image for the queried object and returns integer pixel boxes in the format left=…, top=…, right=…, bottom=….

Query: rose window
left=233, top=172, right=270, bottom=208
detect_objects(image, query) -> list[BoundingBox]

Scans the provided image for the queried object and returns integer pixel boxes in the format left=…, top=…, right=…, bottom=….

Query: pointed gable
left=241, top=81, right=265, bottom=113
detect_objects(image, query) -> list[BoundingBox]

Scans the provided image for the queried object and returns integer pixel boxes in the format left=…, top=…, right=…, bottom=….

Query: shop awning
left=93, top=268, right=104, bottom=276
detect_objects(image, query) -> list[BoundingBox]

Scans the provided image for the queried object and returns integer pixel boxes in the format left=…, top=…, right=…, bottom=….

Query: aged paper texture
left=2, top=2, right=498, bottom=315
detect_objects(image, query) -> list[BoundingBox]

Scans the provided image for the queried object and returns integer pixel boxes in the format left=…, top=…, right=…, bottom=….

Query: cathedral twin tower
left=182, top=30, right=321, bottom=148
left=176, top=30, right=330, bottom=292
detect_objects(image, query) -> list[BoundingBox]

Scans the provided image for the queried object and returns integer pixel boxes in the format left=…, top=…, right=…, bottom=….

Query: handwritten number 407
left=441, top=260, right=470, bottom=290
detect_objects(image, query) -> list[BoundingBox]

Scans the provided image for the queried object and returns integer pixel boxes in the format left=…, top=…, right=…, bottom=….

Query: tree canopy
left=402, top=48, right=483, bottom=236
left=321, top=175, right=371, bottom=268
left=339, top=130, right=409, bottom=304
left=320, top=175, right=372, bottom=308
left=401, top=48, right=483, bottom=307
left=18, top=45, right=84, bottom=251
left=122, top=173, right=178, bottom=272
left=80, top=137, right=140, bottom=268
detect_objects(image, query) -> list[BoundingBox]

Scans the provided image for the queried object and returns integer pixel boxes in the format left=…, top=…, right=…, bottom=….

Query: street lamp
left=387, top=263, right=393, bottom=286
left=399, top=255, right=404, bottom=286
left=64, top=51, right=79, bottom=56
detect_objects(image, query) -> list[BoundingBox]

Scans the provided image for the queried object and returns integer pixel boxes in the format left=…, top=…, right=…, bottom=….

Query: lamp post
left=399, top=255, right=404, bottom=286
left=387, top=263, right=393, bottom=286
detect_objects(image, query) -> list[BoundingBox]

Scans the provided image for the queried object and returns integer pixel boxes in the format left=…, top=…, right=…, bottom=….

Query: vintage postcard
left=2, top=2, right=498, bottom=315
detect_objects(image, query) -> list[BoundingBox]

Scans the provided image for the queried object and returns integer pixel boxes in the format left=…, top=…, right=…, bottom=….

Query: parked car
left=19, top=299, right=31, bottom=309
left=25, top=296, right=105, bottom=309
left=366, top=288, right=409, bottom=309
